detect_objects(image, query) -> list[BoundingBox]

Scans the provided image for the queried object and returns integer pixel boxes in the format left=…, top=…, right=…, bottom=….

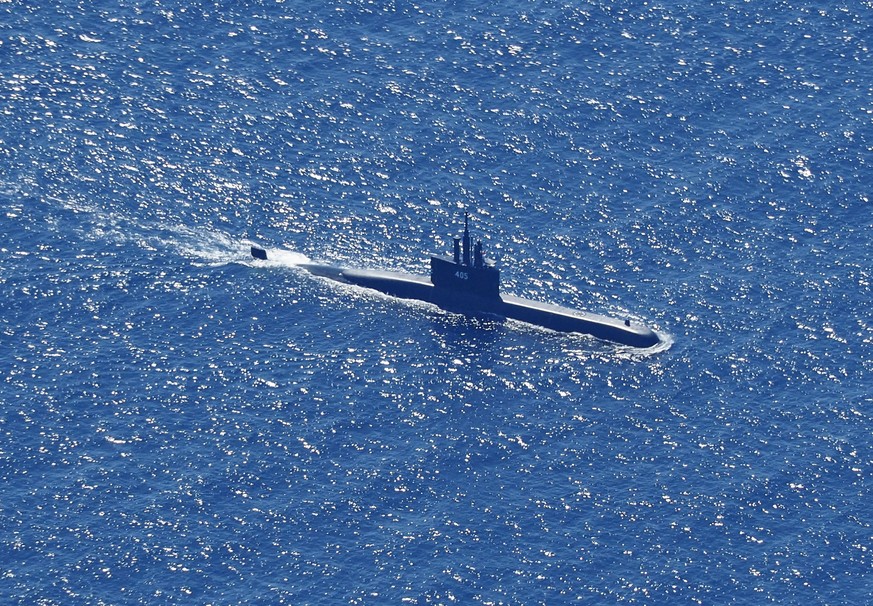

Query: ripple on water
left=3, top=0, right=873, bottom=604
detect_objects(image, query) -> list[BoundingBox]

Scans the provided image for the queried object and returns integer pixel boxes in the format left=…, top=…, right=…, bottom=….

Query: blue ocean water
left=2, top=0, right=871, bottom=603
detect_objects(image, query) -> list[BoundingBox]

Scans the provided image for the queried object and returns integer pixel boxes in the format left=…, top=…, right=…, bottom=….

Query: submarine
left=251, top=213, right=660, bottom=348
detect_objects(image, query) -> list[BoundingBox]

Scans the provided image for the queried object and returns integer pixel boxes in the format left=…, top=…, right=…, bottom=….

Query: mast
left=462, top=211, right=471, bottom=266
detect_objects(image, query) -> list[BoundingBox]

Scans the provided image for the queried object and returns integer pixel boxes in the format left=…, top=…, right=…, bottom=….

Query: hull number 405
left=455, top=271, right=469, bottom=280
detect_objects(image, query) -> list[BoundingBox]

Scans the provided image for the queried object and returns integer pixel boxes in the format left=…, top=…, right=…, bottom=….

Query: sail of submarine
left=251, top=213, right=660, bottom=348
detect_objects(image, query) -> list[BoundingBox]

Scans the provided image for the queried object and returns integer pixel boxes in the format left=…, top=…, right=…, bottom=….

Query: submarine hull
left=499, top=295, right=659, bottom=348
left=293, top=262, right=659, bottom=348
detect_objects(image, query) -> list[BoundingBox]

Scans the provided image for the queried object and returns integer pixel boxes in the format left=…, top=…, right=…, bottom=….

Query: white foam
left=612, top=330, right=674, bottom=360
left=258, top=247, right=310, bottom=267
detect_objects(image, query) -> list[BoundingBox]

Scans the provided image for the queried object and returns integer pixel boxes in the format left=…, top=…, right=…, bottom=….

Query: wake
left=43, top=194, right=311, bottom=269
left=162, top=229, right=310, bottom=270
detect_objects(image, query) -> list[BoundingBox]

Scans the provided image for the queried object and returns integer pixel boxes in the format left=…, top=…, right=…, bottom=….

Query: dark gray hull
left=299, top=263, right=659, bottom=348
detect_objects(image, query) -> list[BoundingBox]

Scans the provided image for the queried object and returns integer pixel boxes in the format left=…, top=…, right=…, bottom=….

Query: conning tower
left=429, top=212, right=500, bottom=299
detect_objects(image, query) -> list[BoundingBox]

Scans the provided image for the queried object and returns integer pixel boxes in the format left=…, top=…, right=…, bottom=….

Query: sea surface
left=2, top=1, right=871, bottom=604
